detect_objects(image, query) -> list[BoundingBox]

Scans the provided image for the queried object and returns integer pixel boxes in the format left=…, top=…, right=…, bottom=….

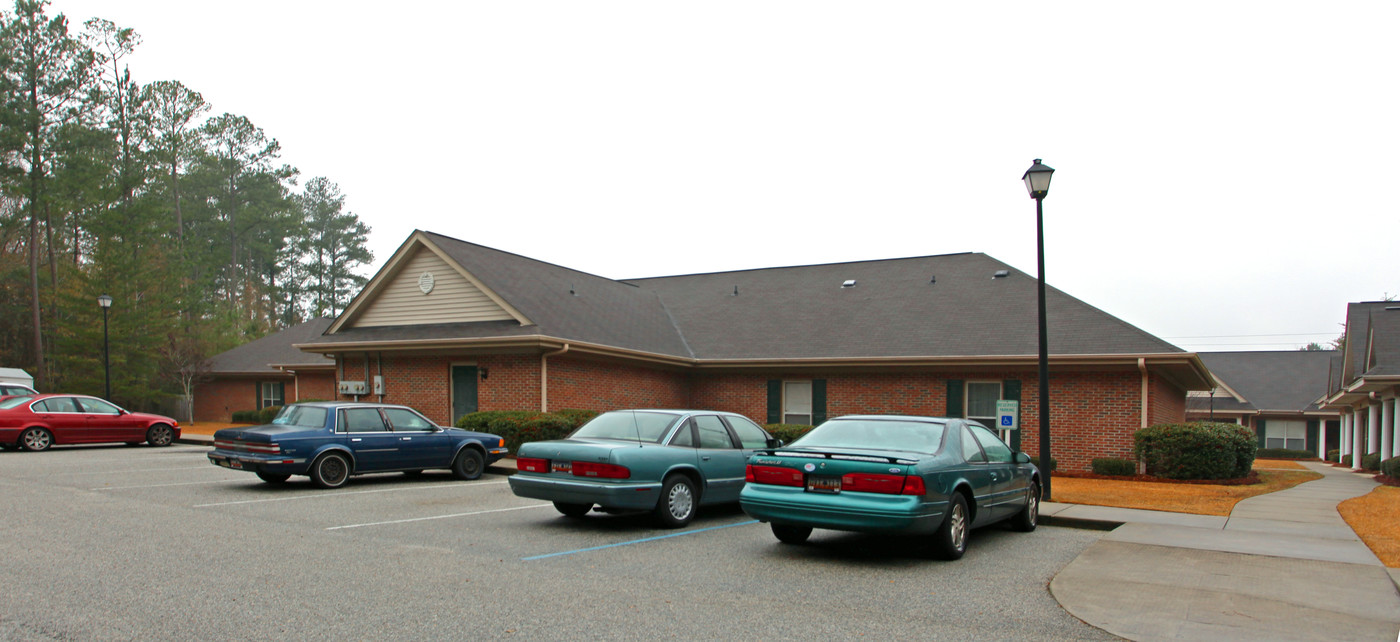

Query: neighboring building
left=1186, top=351, right=1341, bottom=456
left=288, top=230, right=1211, bottom=472
left=1320, top=301, right=1400, bottom=469
left=192, top=318, right=336, bottom=422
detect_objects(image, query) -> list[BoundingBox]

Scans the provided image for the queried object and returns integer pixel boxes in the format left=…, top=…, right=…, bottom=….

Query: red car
left=0, top=394, right=180, bottom=451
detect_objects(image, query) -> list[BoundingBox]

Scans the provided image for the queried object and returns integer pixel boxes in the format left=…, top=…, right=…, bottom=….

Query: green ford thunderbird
left=739, top=415, right=1041, bottom=559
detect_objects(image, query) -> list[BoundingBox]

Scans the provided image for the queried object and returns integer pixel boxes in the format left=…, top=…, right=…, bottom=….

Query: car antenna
left=632, top=409, right=643, bottom=447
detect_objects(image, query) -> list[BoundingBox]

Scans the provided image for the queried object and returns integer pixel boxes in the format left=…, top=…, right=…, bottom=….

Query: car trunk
left=749, top=448, right=922, bottom=495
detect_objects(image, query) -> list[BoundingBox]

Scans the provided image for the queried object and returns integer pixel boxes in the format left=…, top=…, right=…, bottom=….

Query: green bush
left=1134, top=422, right=1255, bottom=480
left=1380, top=456, right=1400, bottom=478
left=1327, top=449, right=1341, bottom=463
left=1028, top=455, right=1057, bottom=472
left=763, top=423, right=814, bottom=445
left=1091, top=458, right=1136, bottom=476
left=230, top=409, right=259, bottom=423
left=1256, top=448, right=1316, bottom=460
left=455, top=410, right=595, bottom=455
left=1340, top=453, right=1352, bottom=467
left=1360, top=452, right=1382, bottom=472
left=257, top=406, right=282, bottom=424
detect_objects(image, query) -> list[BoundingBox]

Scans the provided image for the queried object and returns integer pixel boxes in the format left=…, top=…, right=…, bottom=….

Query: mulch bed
left=1053, top=470, right=1261, bottom=486
left=1375, top=474, right=1400, bottom=488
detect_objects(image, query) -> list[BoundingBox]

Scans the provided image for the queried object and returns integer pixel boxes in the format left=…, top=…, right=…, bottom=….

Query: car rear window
left=0, top=396, right=33, bottom=409
left=271, top=406, right=328, bottom=428
left=570, top=411, right=680, bottom=443
left=789, top=419, right=946, bottom=454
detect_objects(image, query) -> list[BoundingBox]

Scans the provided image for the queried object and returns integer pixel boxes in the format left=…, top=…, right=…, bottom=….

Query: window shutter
left=277, top=382, right=286, bottom=405
left=812, top=379, right=827, bottom=426
left=1003, top=379, right=1022, bottom=450
left=1306, top=419, right=1319, bottom=453
left=254, top=381, right=263, bottom=410
left=946, top=380, right=964, bottom=418
left=1256, top=419, right=1267, bottom=448
left=766, top=380, right=781, bottom=424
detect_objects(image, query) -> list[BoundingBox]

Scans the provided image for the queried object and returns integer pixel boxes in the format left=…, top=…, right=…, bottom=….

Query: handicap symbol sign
left=1001, top=416, right=1013, bottom=427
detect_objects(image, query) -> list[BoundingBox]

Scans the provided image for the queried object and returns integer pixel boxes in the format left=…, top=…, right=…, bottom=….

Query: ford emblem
left=803, top=463, right=816, bottom=472
left=889, top=467, right=900, bottom=473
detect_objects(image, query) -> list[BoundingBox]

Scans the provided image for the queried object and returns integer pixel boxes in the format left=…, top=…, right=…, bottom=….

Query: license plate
left=552, top=461, right=572, bottom=473
left=807, top=476, right=841, bottom=493
left=227, top=459, right=243, bottom=469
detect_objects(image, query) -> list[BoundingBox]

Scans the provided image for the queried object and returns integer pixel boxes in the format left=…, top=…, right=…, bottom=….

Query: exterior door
left=451, top=366, right=478, bottom=426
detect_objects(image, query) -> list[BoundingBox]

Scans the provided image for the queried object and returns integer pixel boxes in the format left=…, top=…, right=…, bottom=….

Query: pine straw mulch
left=1050, top=469, right=1324, bottom=517
left=1338, top=486, right=1400, bottom=567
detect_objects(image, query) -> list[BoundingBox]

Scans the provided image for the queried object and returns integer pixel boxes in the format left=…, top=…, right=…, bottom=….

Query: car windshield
left=0, top=395, right=34, bottom=409
left=271, top=405, right=329, bottom=428
left=789, top=418, right=946, bottom=454
left=570, top=411, right=680, bottom=443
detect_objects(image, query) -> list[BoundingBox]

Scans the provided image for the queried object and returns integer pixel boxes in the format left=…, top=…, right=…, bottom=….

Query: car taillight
left=747, top=464, right=804, bottom=487
left=516, top=457, right=549, bottom=473
left=572, top=462, right=630, bottom=479
left=901, top=475, right=927, bottom=496
left=841, top=473, right=906, bottom=494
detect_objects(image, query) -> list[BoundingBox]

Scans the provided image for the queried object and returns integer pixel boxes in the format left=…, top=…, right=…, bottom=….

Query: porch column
left=1368, top=403, right=1381, bottom=454
left=1382, top=398, right=1395, bottom=462
left=1352, top=408, right=1364, bottom=470
left=1341, top=413, right=1351, bottom=457
left=1318, top=418, right=1328, bottom=459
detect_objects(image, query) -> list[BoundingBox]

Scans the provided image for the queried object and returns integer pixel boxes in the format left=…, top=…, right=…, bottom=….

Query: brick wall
left=547, top=357, right=688, bottom=411
left=1146, top=373, right=1187, bottom=426
left=295, top=372, right=336, bottom=402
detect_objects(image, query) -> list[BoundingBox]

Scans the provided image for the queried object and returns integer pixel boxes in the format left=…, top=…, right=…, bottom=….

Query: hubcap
left=461, top=454, right=480, bottom=475
left=1028, top=492, right=1039, bottom=526
left=323, top=457, right=347, bottom=483
left=151, top=426, right=171, bottom=445
left=668, top=483, right=694, bottom=520
left=24, top=431, right=49, bottom=450
left=950, top=503, right=967, bottom=551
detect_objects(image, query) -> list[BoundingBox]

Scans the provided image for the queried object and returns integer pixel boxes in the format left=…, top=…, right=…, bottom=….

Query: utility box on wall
left=372, top=376, right=384, bottom=395
left=338, top=380, right=367, bottom=395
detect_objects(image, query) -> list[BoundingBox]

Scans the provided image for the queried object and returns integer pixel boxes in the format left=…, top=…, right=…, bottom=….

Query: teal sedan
left=739, top=415, right=1040, bottom=559
left=507, top=409, right=779, bottom=528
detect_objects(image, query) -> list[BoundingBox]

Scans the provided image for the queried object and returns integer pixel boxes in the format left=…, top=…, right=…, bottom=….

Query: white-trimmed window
left=260, top=381, right=285, bottom=409
left=966, top=381, right=1006, bottom=440
left=1265, top=420, right=1306, bottom=450
left=784, top=381, right=812, bottom=425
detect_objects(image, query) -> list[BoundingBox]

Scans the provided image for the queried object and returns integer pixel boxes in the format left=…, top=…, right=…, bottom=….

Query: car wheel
left=451, top=448, right=485, bottom=481
left=20, top=428, right=52, bottom=452
left=1008, top=481, right=1039, bottom=532
left=554, top=502, right=592, bottom=518
left=771, top=523, right=812, bottom=545
left=309, top=452, right=351, bottom=489
left=256, top=472, right=291, bottom=484
left=653, top=474, right=697, bottom=528
left=145, top=424, right=175, bottom=447
left=928, top=493, right=969, bottom=560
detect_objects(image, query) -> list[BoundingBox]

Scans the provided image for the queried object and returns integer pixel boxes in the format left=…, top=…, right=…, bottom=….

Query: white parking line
left=193, top=480, right=508, bottom=508
left=91, top=479, right=247, bottom=491
left=326, top=503, right=552, bottom=530
left=63, top=466, right=213, bottom=477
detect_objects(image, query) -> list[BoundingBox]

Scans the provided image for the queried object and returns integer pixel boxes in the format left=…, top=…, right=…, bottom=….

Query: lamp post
left=97, top=294, right=113, bottom=400
left=1022, top=159, right=1055, bottom=500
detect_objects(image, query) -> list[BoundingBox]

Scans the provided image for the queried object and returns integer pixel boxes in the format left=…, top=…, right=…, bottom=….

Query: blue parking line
left=522, top=520, right=759, bottom=561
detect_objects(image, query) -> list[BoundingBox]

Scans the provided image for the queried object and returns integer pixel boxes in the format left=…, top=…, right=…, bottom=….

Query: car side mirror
left=766, top=438, right=784, bottom=449
left=1014, top=452, right=1031, bottom=464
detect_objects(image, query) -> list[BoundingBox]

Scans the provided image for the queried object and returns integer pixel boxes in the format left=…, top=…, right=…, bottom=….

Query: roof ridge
left=621, top=251, right=980, bottom=282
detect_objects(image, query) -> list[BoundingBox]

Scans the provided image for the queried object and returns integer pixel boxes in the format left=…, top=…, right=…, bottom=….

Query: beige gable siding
left=351, top=249, right=514, bottom=327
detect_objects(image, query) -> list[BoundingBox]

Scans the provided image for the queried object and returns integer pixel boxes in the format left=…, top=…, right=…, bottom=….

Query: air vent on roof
left=993, top=270, right=1010, bottom=279
left=930, top=275, right=936, bottom=284
left=732, top=285, right=739, bottom=296
left=841, top=280, right=857, bottom=288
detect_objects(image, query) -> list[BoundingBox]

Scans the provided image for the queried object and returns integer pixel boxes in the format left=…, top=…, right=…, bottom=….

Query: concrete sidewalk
left=1047, top=462, right=1400, bottom=641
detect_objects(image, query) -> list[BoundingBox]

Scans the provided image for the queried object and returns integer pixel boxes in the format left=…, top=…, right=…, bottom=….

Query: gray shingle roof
left=1336, top=302, right=1400, bottom=389
left=207, top=318, right=335, bottom=373
left=1196, top=351, right=1335, bottom=412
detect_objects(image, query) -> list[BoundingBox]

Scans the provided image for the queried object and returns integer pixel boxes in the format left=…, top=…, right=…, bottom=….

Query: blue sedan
left=508, top=409, right=779, bottom=527
left=740, top=415, right=1040, bottom=559
left=207, top=402, right=507, bottom=489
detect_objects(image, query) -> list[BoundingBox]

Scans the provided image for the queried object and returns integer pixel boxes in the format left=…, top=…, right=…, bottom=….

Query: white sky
left=55, top=1, right=1398, bottom=352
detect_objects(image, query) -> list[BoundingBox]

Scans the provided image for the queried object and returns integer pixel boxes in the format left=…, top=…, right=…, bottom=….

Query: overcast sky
left=54, top=1, right=1398, bottom=352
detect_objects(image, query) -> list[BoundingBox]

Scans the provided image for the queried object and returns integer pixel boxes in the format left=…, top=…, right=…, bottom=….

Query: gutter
left=1138, top=358, right=1149, bottom=429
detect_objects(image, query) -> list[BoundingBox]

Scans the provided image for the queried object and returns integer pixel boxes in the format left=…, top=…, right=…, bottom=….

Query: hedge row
left=1134, top=422, right=1255, bottom=480
left=231, top=406, right=282, bottom=424
left=1091, top=458, right=1136, bottom=476
left=454, top=409, right=599, bottom=454
left=1255, top=448, right=1316, bottom=460
left=1381, top=456, right=1400, bottom=478
left=763, top=423, right=814, bottom=445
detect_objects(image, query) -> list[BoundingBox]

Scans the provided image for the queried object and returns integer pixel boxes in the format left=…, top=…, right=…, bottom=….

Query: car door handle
left=351, top=438, right=362, bottom=442
left=400, top=437, right=412, bottom=441
left=701, top=456, right=711, bottom=461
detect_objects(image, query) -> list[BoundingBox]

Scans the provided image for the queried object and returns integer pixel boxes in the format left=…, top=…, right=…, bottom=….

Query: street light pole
left=1022, top=159, right=1055, bottom=501
left=98, top=294, right=113, bottom=400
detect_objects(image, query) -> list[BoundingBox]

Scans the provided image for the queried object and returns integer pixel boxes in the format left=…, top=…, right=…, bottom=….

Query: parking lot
left=0, top=444, right=1116, bottom=640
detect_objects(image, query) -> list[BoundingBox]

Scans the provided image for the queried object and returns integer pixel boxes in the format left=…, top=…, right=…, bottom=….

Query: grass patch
left=1253, top=459, right=1305, bottom=470
left=1051, top=469, right=1323, bottom=516
left=1338, top=486, right=1400, bottom=568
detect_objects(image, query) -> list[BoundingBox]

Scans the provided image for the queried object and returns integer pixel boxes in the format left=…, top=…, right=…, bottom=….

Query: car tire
left=451, top=448, right=485, bottom=481
left=145, top=423, right=175, bottom=447
left=309, top=452, right=351, bottom=489
left=771, top=523, right=812, bottom=545
left=928, top=492, right=969, bottom=560
left=653, top=474, right=697, bottom=528
left=1008, top=481, right=1039, bottom=532
left=554, top=502, right=592, bottom=518
left=256, top=472, right=291, bottom=484
left=20, top=428, right=52, bottom=452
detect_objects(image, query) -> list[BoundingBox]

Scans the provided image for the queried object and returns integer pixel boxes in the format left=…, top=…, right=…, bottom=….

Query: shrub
left=257, top=406, right=282, bottom=424
left=1360, top=452, right=1382, bottom=472
left=1327, top=449, right=1341, bottom=463
left=456, top=410, right=595, bottom=454
left=763, top=423, right=814, bottom=445
left=1340, top=454, right=1352, bottom=467
left=1256, top=448, right=1316, bottom=460
left=1380, top=456, right=1400, bottom=478
left=1028, top=455, right=1057, bottom=472
left=1091, top=457, right=1136, bottom=476
left=230, top=409, right=259, bottom=423
left=1134, top=422, right=1255, bottom=480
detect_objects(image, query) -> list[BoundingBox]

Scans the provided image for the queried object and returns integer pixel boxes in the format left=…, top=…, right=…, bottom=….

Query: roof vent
left=993, top=270, right=1010, bottom=279
left=841, top=280, right=857, bottom=288
left=732, top=285, right=739, bottom=296
left=930, top=275, right=936, bottom=284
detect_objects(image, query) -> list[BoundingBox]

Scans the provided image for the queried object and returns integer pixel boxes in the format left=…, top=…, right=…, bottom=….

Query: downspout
left=1138, top=357, right=1149, bottom=429
left=377, top=352, right=383, bottom=402
left=541, top=344, right=570, bottom=412
left=336, top=356, right=344, bottom=400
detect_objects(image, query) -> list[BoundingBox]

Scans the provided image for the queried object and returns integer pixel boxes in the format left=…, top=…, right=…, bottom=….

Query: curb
left=1040, top=515, right=1123, bottom=531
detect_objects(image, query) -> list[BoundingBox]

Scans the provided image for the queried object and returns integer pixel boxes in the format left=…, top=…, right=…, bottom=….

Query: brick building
left=192, top=318, right=336, bottom=422
left=1186, top=351, right=1342, bottom=456
left=281, top=230, right=1210, bottom=472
